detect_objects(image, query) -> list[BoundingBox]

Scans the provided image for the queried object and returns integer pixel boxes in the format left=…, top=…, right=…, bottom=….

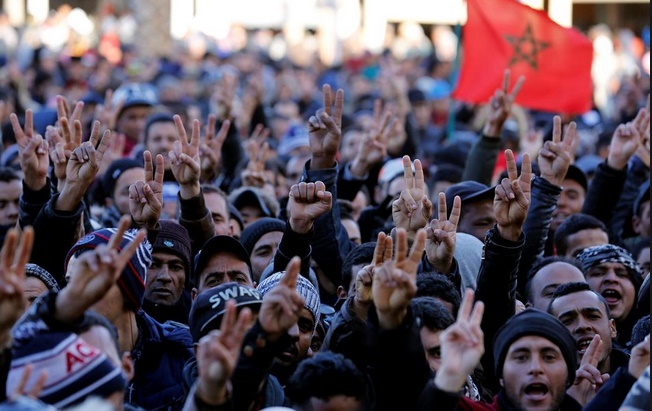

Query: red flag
left=452, top=0, right=594, bottom=114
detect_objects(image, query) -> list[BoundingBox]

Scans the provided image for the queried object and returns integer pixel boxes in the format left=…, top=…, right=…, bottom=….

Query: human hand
left=635, top=97, right=650, bottom=167
left=9, top=363, right=48, bottom=401
left=258, top=257, right=305, bottom=341
left=434, top=289, right=485, bottom=393
left=199, top=114, right=230, bottom=182
left=350, top=99, right=391, bottom=177
left=195, top=300, right=253, bottom=406
left=483, top=69, right=525, bottom=138
left=608, top=108, right=648, bottom=170
left=425, top=193, right=460, bottom=274
left=242, top=130, right=270, bottom=189
left=287, top=181, right=333, bottom=234
left=129, top=151, right=164, bottom=230
left=0, top=227, right=34, bottom=338
left=10, top=110, right=49, bottom=191
left=494, top=150, right=532, bottom=241
left=628, top=335, right=650, bottom=379
left=355, top=231, right=394, bottom=306
left=567, top=335, right=609, bottom=406
left=94, top=89, right=123, bottom=132
left=215, top=72, right=237, bottom=121
left=56, top=216, right=146, bottom=323
left=392, top=156, right=433, bottom=236
left=538, top=116, right=577, bottom=186
left=308, top=84, right=344, bottom=170
left=372, top=228, right=426, bottom=329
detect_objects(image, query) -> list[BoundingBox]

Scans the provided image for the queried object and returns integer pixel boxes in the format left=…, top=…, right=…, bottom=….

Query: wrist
left=179, top=182, right=200, bottom=199
left=196, top=380, right=231, bottom=406
left=497, top=224, right=522, bottom=242
left=431, top=257, right=453, bottom=275
left=434, top=367, right=468, bottom=393
left=289, top=218, right=313, bottom=235
left=311, top=154, right=336, bottom=170
left=376, top=307, right=407, bottom=330
left=56, top=184, right=84, bottom=211
left=540, top=173, right=562, bottom=187
left=483, top=123, right=502, bottom=138
left=349, top=158, right=370, bottom=177
left=24, top=176, right=47, bottom=192
left=607, top=155, right=628, bottom=171
left=54, top=288, right=83, bottom=323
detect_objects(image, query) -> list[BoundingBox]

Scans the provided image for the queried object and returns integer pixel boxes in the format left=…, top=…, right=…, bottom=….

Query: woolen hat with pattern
left=257, top=271, right=321, bottom=327
left=240, top=217, right=286, bottom=255
left=152, top=219, right=192, bottom=283
left=25, top=263, right=60, bottom=293
left=7, top=332, right=127, bottom=408
left=65, top=228, right=152, bottom=312
left=493, top=309, right=577, bottom=385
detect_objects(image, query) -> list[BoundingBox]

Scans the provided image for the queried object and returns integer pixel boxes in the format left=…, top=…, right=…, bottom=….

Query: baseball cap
left=194, top=235, right=253, bottom=284
left=112, top=82, right=158, bottom=117
left=229, top=187, right=278, bottom=218
left=444, top=181, right=494, bottom=216
left=189, top=282, right=262, bottom=342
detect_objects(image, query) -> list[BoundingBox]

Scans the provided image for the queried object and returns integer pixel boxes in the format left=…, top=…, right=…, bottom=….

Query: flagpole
left=446, top=21, right=463, bottom=142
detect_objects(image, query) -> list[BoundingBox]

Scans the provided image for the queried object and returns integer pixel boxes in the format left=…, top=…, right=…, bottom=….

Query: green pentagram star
left=504, top=22, right=550, bottom=70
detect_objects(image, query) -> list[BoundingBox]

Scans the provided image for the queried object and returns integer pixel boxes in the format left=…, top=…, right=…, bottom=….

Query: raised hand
left=242, top=131, right=270, bottom=189
left=483, top=69, right=525, bottom=137
left=392, top=156, right=433, bottom=235
left=199, top=114, right=230, bottom=182
left=434, top=289, right=485, bottom=393
left=355, top=231, right=394, bottom=307
left=195, top=300, right=253, bottom=406
left=287, top=181, right=333, bottom=234
left=425, top=193, right=460, bottom=274
left=372, top=228, right=427, bottom=329
left=215, top=72, right=237, bottom=120
left=634, top=100, right=651, bottom=167
left=308, top=84, right=344, bottom=170
left=628, top=334, right=650, bottom=379
left=10, top=110, right=49, bottom=191
left=9, top=363, right=48, bottom=401
left=567, top=335, right=609, bottom=406
left=608, top=108, right=648, bottom=170
left=258, top=257, right=305, bottom=341
left=55, top=95, right=84, bottom=137
left=350, top=99, right=391, bottom=177
left=129, top=150, right=164, bottom=230
left=63, top=121, right=112, bottom=188
left=494, top=150, right=532, bottom=241
left=0, top=227, right=34, bottom=340
left=94, top=89, right=123, bottom=133
left=538, top=116, right=576, bottom=186
left=56, top=216, right=147, bottom=323
left=170, top=115, right=201, bottom=187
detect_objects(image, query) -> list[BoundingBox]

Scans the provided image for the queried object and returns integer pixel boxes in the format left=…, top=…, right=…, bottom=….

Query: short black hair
left=416, top=273, right=461, bottom=315
left=341, top=242, right=376, bottom=290
left=428, top=164, right=463, bottom=194
left=525, top=256, right=584, bottom=303
left=547, top=281, right=611, bottom=318
left=0, top=166, right=20, bottom=183
left=286, top=351, right=365, bottom=407
left=143, top=112, right=175, bottom=143
left=554, top=213, right=607, bottom=256
left=338, top=199, right=355, bottom=221
left=411, top=296, right=455, bottom=331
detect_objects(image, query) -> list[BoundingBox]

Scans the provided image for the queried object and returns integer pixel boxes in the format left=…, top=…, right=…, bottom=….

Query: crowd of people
left=0, top=4, right=648, bottom=411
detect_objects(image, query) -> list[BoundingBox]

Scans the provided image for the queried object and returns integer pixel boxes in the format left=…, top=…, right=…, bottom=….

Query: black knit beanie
left=239, top=217, right=285, bottom=255
left=152, top=219, right=193, bottom=284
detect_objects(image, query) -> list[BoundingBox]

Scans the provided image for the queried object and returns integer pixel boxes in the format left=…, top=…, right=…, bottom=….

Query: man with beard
left=576, top=244, right=644, bottom=348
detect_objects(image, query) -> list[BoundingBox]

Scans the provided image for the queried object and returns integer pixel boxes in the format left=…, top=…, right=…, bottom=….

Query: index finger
left=563, top=121, right=577, bottom=149
left=402, top=155, right=414, bottom=188
left=372, top=232, right=387, bottom=265
left=373, top=99, right=383, bottom=125
left=505, top=149, right=518, bottom=182
left=502, top=69, right=510, bottom=94
left=552, top=115, right=562, bottom=144
left=408, top=229, right=427, bottom=268
left=25, top=109, right=33, bottom=136
left=322, top=84, right=332, bottom=116
left=56, top=95, right=69, bottom=120
left=520, top=153, right=532, bottom=186
left=281, top=256, right=301, bottom=289
left=143, top=150, right=154, bottom=182
left=582, top=335, right=602, bottom=367
left=437, top=192, right=448, bottom=222
left=458, top=288, right=475, bottom=321
left=108, top=216, right=132, bottom=250
left=154, top=154, right=165, bottom=185
left=70, top=101, right=84, bottom=124
left=333, top=89, right=344, bottom=127
left=414, top=159, right=425, bottom=190
left=13, top=226, right=34, bottom=273
left=449, top=195, right=462, bottom=227
left=88, top=120, right=100, bottom=148
left=174, top=114, right=188, bottom=145
left=205, top=114, right=216, bottom=140
left=216, top=119, right=231, bottom=147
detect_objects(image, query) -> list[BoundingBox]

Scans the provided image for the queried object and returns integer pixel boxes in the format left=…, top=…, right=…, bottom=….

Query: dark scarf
left=496, top=390, right=582, bottom=411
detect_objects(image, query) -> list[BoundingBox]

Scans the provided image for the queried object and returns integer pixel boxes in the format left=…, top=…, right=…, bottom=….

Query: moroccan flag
left=452, top=0, right=594, bottom=114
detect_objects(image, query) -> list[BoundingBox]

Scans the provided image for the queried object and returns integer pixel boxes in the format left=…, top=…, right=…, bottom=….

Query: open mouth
left=601, top=289, right=622, bottom=305
left=524, top=383, right=549, bottom=401
left=576, top=336, right=594, bottom=354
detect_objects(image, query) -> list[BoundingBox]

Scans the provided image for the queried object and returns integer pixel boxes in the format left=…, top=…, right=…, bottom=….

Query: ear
left=121, top=351, right=135, bottom=381
left=632, top=215, right=642, bottom=236
left=499, top=378, right=505, bottom=388
left=191, top=287, right=198, bottom=301
left=336, top=285, right=347, bottom=300
left=609, top=318, right=618, bottom=339
left=193, top=343, right=198, bottom=358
